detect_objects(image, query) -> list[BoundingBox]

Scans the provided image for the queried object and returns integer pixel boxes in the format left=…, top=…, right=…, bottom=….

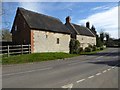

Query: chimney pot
left=86, top=22, right=90, bottom=29
left=66, top=16, right=71, bottom=23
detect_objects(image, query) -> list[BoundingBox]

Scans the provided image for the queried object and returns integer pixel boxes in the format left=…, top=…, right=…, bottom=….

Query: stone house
left=11, top=7, right=96, bottom=53
left=65, top=16, right=96, bottom=49
left=11, top=8, right=71, bottom=53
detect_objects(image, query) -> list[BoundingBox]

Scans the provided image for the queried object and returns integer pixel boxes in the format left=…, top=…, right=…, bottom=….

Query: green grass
left=2, top=48, right=106, bottom=65
left=80, top=49, right=105, bottom=55
left=2, top=52, right=78, bottom=65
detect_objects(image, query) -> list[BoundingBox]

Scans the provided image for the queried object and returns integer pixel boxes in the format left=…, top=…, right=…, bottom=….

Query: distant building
left=11, top=7, right=96, bottom=53
left=65, top=16, right=96, bottom=49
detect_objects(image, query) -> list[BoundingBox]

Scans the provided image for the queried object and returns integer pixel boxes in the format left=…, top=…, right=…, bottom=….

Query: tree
left=1, top=29, right=12, bottom=41
left=100, top=32, right=105, bottom=43
left=105, top=33, right=110, bottom=46
left=69, top=39, right=80, bottom=54
left=96, top=35, right=103, bottom=47
left=105, top=33, right=110, bottom=42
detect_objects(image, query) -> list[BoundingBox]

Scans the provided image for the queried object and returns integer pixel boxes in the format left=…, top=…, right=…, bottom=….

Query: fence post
left=28, top=44, right=31, bottom=54
left=21, top=44, right=23, bottom=55
left=7, top=45, right=9, bottom=57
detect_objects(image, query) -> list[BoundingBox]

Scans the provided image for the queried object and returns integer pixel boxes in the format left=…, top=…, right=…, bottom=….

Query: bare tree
left=1, top=29, right=12, bottom=41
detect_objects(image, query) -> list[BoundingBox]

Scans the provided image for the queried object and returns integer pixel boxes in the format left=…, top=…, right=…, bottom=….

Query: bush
left=92, top=45, right=97, bottom=51
left=88, top=44, right=93, bottom=48
left=100, top=46, right=104, bottom=50
left=77, top=47, right=83, bottom=54
left=69, top=39, right=80, bottom=54
left=69, top=39, right=75, bottom=54
left=97, top=47, right=100, bottom=50
left=84, top=47, right=92, bottom=52
left=79, top=47, right=83, bottom=52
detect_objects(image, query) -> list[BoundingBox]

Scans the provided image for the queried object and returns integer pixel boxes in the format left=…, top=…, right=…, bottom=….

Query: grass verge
left=2, top=52, right=78, bottom=65
left=80, top=49, right=105, bottom=55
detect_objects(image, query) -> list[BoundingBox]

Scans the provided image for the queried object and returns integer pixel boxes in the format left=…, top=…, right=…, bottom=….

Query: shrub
left=97, top=47, right=100, bottom=50
left=79, top=47, right=83, bottom=52
left=100, top=46, right=104, bottom=50
left=92, top=45, right=97, bottom=51
left=77, top=47, right=83, bottom=54
left=75, top=40, right=80, bottom=54
left=69, top=39, right=80, bottom=54
left=69, top=38, right=75, bottom=54
left=84, top=47, right=92, bottom=52
left=88, top=44, right=93, bottom=48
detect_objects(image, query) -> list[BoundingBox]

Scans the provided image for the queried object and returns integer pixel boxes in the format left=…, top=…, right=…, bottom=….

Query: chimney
left=86, top=22, right=90, bottom=29
left=66, top=16, right=71, bottom=23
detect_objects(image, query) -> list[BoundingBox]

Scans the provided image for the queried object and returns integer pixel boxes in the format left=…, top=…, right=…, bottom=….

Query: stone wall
left=77, top=35, right=96, bottom=49
left=32, top=30, right=70, bottom=53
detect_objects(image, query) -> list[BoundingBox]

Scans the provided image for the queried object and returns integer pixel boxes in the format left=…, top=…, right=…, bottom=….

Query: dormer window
left=15, top=25, right=17, bottom=31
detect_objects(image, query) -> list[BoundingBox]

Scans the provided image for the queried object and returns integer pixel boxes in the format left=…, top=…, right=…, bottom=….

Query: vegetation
left=2, top=52, right=78, bottom=65
left=80, top=49, right=103, bottom=55
left=100, top=32, right=105, bottom=43
left=0, top=29, right=12, bottom=41
left=69, top=38, right=80, bottom=54
left=84, top=47, right=92, bottom=52
left=92, top=45, right=97, bottom=51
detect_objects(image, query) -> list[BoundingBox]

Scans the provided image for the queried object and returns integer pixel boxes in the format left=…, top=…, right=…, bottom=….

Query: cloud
left=91, top=6, right=111, bottom=11
left=78, top=6, right=118, bottom=39
left=18, top=2, right=44, bottom=13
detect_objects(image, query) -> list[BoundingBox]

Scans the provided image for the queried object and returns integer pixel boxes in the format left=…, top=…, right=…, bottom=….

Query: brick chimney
left=66, top=16, right=71, bottom=23
left=86, top=22, right=90, bottom=29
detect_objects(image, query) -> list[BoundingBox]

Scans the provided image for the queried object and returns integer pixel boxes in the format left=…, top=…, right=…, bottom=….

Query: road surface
left=2, top=48, right=119, bottom=89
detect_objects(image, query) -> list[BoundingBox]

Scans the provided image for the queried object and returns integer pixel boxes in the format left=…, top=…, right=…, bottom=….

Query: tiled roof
left=65, top=23, right=95, bottom=37
left=18, top=8, right=71, bottom=34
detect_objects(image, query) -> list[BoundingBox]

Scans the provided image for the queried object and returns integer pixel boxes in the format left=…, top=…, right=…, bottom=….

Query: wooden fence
left=0, top=44, right=31, bottom=57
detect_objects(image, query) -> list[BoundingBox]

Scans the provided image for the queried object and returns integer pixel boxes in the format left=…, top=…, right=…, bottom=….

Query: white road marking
left=103, top=70, right=107, bottom=73
left=112, top=67, right=115, bottom=69
left=107, top=69, right=111, bottom=71
left=95, top=56, right=103, bottom=59
left=95, top=53, right=111, bottom=60
left=62, top=83, right=73, bottom=88
left=3, top=67, right=52, bottom=76
left=88, top=75, right=94, bottom=79
left=96, top=73, right=101, bottom=76
left=76, top=79, right=85, bottom=83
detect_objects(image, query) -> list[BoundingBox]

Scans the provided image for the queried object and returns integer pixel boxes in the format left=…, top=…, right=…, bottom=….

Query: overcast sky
left=2, top=1, right=119, bottom=39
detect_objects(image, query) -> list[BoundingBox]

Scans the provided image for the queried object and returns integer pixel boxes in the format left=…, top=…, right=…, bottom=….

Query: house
left=65, top=16, right=96, bottom=49
left=11, top=7, right=96, bottom=53
left=11, top=8, right=71, bottom=53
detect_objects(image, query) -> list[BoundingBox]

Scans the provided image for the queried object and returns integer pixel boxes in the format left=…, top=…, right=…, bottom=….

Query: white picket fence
left=0, top=44, right=31, bottom=57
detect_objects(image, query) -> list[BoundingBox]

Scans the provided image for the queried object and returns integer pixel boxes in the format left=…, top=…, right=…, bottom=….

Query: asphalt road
left=2, top=48, right=119, bottom=89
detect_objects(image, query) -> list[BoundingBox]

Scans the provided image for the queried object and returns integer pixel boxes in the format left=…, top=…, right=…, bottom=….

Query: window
left=15, top=25, right=17, bottom=31
left=46, top=35, right=48, bottom=38
left=57, top=38, right=59, bottom=44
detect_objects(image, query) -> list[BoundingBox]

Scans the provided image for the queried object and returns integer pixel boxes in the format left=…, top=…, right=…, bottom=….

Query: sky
left=1, top=1, right=119, bottom=39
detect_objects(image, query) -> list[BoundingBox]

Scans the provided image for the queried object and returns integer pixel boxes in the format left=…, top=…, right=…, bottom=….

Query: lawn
left=2, top=52, right=78, bottom=65
left=2, top=49, right=105, bottom=65
left=80, top=49, right=103, bottom=55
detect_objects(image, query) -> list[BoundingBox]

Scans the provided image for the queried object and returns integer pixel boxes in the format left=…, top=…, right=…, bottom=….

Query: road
left=2, top=48, right=119, bottom=89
